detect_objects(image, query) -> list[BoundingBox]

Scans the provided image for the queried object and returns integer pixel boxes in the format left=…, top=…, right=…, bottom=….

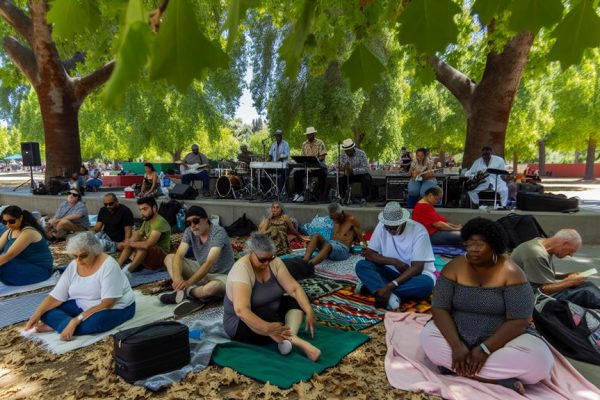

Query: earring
left=492, top=253, right=498, bottom=264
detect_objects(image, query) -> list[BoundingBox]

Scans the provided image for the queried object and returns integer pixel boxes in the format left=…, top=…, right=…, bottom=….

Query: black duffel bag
left=113, top=321, right=190, bottom=382
left=517, top=192, right=579, bottom=212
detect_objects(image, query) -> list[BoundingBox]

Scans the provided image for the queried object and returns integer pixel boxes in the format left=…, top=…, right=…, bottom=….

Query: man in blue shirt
left=268, top=129, right=290, bottom=195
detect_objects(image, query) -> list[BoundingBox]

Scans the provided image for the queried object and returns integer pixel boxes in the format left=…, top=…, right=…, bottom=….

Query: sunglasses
left=255, top=253, right=276, bottom=264
left=104, top=201, right=115, bottom=207
left=68, top=192, right=80, bottom=197
left=72, top=253, right=89, bottom=260
left=384, top=223, right=405, bottom=234
left=186, top=217, right=202, bottom=227
left=1, top=218, right=16, bottom=225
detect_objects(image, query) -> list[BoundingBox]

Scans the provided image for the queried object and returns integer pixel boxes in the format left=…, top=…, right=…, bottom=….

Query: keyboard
left=250, top=162, right=287, bottom=169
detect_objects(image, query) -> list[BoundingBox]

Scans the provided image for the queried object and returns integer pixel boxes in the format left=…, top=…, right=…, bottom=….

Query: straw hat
left=378, top=202, right=411, bottom=226
left=304, top=127, right=318, bottom=135
left=342, top=138, right=355, bottom=150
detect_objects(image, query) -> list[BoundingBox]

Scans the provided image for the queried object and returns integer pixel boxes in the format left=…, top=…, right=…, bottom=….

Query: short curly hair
left=460, top=217, right=508, bottom=254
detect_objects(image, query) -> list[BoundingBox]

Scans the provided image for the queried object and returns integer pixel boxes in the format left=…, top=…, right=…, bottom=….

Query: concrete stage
left=1, top=190, right=600, bottom=244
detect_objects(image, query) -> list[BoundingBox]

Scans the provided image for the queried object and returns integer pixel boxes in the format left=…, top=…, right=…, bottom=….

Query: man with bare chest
left=302, top=203, right=362, bottom=266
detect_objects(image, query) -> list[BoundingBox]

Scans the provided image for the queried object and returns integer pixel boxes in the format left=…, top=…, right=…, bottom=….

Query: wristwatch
left=479, top=342, right=491, bottom=355
left=391, top=280, right=399, bottom=287
left=77, top=313, right=84, bottom=322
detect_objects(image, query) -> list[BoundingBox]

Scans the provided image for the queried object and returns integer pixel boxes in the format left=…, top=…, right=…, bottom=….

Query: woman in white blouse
left=26, top=232, right=135, bottom=341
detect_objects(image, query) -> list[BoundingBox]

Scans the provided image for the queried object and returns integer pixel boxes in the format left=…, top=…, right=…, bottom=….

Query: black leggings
left=233, top=296, right=301, bottom=345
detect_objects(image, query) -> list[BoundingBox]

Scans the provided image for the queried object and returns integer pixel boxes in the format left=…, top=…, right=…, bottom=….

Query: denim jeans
left=355, top=259, right=434, bottom=299
left=41, top=299, right=135, bottom=335
left=0, top=260, right=52, bottom=286
left=407, top=179, right=438, bottom=208
left=430, top=230, right=463, bottom=246
left=554, top=282, right=600, bottom=309
left=182, top=170, right=210, bottom=192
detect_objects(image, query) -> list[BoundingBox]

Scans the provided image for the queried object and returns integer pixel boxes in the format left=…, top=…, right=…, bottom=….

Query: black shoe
left=173, top=299, right=206, bottom=317
left=158, top=290, right=185, bottom=305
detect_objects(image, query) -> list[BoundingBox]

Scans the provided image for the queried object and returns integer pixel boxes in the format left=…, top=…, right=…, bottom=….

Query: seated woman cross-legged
left=258, top=201, right=308, bottom=256
left=412, top=186, right=463, bottom=246
left=420, top=218, right=553, bottom=395
left=0, top=206, right=54, bottom=285
left=223, top=232, right=321, bottom=361
left=26, top=232, right=135, bottom=341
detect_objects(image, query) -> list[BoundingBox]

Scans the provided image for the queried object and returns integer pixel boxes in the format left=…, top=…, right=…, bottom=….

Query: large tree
left=0, top=0, right=114, bottom=178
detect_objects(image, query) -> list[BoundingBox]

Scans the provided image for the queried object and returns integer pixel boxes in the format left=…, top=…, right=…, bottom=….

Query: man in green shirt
left=118, top=197, right=171, bottom=272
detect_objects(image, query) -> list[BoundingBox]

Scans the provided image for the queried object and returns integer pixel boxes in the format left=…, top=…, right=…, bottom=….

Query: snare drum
left=216, top=175, right=241, bottom=197
left=235, top=161, right=249, bottom=175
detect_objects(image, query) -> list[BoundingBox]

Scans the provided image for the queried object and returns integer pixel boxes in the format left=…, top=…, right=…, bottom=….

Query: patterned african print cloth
left=312, top=286, right=385, bottom=331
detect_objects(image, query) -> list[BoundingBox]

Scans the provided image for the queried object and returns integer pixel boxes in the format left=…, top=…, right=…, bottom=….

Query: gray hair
left=328, top=202, right=343, bottom=215
left=247, top=231, right=276, bottom=255
left=554, top=229, right=582, bottom=247
left=66, top=232, right=103, bottom=257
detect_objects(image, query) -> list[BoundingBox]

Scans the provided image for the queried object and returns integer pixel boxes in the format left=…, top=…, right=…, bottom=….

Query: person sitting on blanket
left=0, top=206, right=54, bottom=285
left=117, top=197, right=171, bottom=273
left=420, top=217, right=553, bottom=395
left=90, top=193, right=134, bottom=253
left=224, top=232, right=321, bottom=361
left=159, top=206, right=234, bottom=316
left=412, top=186, right=463, bottom=246
left=45, top=189, right=90, bottom=241
left=355, top=202, right=436, bottom=309
left=302, top=203, right=362, bottom=266
left=258, top=201, right=309, bottom=256
left=512, top=229, right=600, bottom=309
left=137, top=163, right=160, bottom=198
left=25, top=232, right=135, bottom=341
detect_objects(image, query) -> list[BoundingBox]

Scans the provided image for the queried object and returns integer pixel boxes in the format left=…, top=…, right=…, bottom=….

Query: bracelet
left=391, top=280, right=399, bottom=287
left=479, top=342, right=491, bottom=355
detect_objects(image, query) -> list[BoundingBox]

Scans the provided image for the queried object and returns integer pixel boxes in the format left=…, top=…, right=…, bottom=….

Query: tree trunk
left=37, top=88, right=81, bottom=177
left=431, top=32, right=534, bottom=168
left=537, top=139, right=545, bottom=176
left=584, top=137, right=596, bottom=180
left=512, top=150, right=518, bottom=174
left=438, top=151, right=446, bottom=167
left=171, top=149, right=182, bottom=162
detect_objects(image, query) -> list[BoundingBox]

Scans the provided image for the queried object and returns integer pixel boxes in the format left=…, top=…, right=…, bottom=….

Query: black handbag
left=113, top=321, right=190, bottom=382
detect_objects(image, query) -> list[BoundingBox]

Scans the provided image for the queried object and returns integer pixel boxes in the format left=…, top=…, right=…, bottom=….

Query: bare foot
left=291, top=336, right=321, bottom=362
left=497, top=378, right=525, bottom=395
left=35, top=323, right=54, bottom=333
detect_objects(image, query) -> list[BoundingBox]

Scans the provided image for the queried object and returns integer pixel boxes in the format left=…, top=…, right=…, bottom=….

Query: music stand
left=486, top=168, right=509, bottom=209
left=291, top=156, right=322, bottom=202
left=13, top=164, right=35, bottom=192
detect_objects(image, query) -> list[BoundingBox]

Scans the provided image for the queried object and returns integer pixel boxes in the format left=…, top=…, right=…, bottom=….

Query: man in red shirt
left=412, top=186, right=463, bottom=245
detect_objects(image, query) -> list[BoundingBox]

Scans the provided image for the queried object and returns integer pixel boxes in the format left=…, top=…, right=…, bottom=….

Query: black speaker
left=21, top=142, right=41, bottom=167
left=385, top=176, right=409, bottom=203
left=169, top=183, right=198, bottom=200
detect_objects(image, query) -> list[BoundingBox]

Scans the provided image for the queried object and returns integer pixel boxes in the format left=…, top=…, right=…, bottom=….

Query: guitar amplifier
left=386, top=176, right=410, bottom=203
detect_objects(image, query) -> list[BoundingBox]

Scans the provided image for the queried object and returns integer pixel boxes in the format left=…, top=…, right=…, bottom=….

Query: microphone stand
left=335, top=142, right=342, bottom=203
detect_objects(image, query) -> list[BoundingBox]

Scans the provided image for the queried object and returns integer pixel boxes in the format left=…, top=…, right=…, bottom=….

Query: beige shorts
left=180, top=258, right=228, bottom=286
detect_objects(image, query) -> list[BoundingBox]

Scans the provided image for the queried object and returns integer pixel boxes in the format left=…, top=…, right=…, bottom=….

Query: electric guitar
left=175, top=161, right=209, bottom=174
left=413, top=168, right=444, bottom=181
left=465, top=170, right=489, bottom=190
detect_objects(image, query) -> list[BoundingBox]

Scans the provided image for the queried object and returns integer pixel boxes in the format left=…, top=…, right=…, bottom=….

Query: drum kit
left=213, top=162, right=248, bottom=198
left=212, top=158, right=284, bottom=201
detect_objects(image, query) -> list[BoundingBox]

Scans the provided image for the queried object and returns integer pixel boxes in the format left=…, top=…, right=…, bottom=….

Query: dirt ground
left=0, top=236, right=439, bottom=400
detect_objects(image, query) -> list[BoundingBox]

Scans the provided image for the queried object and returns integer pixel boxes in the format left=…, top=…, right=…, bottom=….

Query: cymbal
left=486, top=168, right=510, bottom=175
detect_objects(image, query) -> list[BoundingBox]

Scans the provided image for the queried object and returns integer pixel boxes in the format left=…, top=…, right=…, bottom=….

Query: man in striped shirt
left=339, top=138, right=371, bottom=205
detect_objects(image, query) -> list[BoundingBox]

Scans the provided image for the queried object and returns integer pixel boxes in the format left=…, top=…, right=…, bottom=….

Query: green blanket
left=212, top=324, right=369, bottom=388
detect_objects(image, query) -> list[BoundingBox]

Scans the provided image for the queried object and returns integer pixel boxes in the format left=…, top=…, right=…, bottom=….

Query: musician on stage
left=399, top=146, right=412, bottom=172
left=291, top=127, right=328, bottom=202
left=407, top=147, right=438, bottom=208
left=237, top=144, right=254, bottom=165
left=268, top=129, right=290, bottom=193
left=338, top=138, right=371, bottom=204
left=465, top=146, right=508, bottom=208
left=178, top=144, right=210, bottom=196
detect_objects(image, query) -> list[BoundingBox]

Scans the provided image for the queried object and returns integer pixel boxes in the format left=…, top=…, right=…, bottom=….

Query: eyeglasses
left=186, top=217, right=202, bottom=227
left=104, top=201, right=115, bottom=207
left=255, top=253, right=276, bottom=264
left=1, top=218, right=16, bottom=225
left=384, top=223, right=405, bottom=234
left=72, top=253, right=89, bottom=260
left=68, top=192, right=79, bottom=197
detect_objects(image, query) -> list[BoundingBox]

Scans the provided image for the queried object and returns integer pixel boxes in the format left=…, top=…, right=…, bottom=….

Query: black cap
left=275, top=129, right=283, bottom=136
left=186, top=206, right=208, bottom=219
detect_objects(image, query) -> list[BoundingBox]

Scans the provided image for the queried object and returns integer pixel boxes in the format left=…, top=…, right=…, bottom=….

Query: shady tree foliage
left=0, top=0, right=599, bottom=177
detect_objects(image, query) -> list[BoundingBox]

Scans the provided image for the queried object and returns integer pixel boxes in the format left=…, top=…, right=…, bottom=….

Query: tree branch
left=63, top=51, right=86, bottom=74
left=430, top=56, right=476, bottom=115
left=2, top=35, right=38, bottom=84
left=73, top=60, right=115, bottom=101
left=0, top=0, right=33, bottom=44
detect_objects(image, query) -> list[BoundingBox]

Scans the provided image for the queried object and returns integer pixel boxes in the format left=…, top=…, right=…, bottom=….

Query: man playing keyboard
left=292, top=127, right=328, bottom=202
left=178, top=144, right=210, bottom=196
left=269, top=129, right=290, bottom=194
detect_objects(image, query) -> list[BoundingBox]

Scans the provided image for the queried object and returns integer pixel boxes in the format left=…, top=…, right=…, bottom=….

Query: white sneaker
left=122, top=263, right=132, bottom=277
left=295, top=195, right=304, bottom=202
left=278, top=339, right=292, bottom=355
left=387, top=293, right=401, bottom=310
left=292, top=193, right=299, bottom=202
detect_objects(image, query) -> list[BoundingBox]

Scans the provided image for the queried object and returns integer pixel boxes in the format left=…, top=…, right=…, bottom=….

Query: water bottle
left=176, top=208, right=186, bottom=232
left=189, top=328, right=204, bottom=340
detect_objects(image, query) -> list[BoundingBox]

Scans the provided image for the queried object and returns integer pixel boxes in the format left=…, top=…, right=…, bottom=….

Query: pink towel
left=384, top=312, right=600, bottom=400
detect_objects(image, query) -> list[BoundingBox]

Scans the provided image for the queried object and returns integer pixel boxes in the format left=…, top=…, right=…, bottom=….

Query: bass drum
left=216, top=175, right=241, bottom=198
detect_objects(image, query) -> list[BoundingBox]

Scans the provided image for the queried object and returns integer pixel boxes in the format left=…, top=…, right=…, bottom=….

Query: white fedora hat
left=304, top=126, right=318, bottom=135
left=378, top=202, right=411, bottom=226
left=342, top=138, right=355, bottom=150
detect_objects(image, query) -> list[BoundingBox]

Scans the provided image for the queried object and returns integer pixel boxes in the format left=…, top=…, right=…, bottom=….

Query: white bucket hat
left=378, top=202, right=411, bottom=226
left=304, top=126, right=318, bottom=135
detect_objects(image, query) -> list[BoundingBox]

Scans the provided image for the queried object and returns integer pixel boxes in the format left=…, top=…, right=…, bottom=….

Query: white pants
left=468, top=183, right=508, bottom=207
left=420, top=321, right=553, bottom=384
